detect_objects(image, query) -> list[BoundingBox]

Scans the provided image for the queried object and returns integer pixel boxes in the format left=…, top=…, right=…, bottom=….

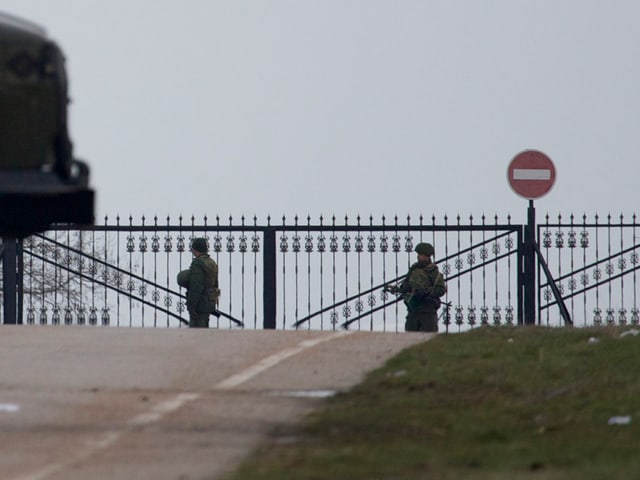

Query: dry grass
left=226, top=326, right=640, bottom=480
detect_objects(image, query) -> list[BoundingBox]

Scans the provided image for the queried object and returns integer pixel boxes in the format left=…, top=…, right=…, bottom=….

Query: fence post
left=16, top=239, right=23, bottom=324
left=523, top=201, right=536, bottom=325
left=2, top=236, right=18, bottom=324
left=263, top=227, right=277, bottom=329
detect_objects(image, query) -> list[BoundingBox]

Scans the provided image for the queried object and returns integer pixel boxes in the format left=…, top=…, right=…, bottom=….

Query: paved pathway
left=0, top=326, right=432, bottom=480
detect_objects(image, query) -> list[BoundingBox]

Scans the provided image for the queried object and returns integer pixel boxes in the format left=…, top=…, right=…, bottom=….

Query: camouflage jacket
left=400, top=260, right=446, bottom=313
left=186, top=254, right=219, bottom=314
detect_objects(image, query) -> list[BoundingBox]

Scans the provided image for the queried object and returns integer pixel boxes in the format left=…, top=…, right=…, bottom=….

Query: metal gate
left=537, top=213, right=640, bottom=327
left=1, top=214, right=528, bottom=331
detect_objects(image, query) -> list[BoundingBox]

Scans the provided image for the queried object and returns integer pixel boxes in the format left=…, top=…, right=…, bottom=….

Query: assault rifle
left=382, top=284, right=404, bottom=295
left=339, top=284, right=452, bottom=330
left=383, top=283, right=451, bottom=310
left=177, top=309, right=243, bottom=327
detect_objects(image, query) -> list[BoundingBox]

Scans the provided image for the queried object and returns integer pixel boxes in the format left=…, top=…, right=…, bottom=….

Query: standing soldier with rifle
left=396, top=242, right=446, bottom=332
left=179, top=238, right=219, bottom=328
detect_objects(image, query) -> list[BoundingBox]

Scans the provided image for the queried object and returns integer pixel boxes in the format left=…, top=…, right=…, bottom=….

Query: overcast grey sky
left=3, top=1, right=639, bottom=224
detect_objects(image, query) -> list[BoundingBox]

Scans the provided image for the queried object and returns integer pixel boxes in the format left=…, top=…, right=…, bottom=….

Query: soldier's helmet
left=415, top=242, right=434, bottom=257
left=191, top=237, right=208, bottom=253
left=177, top=269, right=190, bottom=288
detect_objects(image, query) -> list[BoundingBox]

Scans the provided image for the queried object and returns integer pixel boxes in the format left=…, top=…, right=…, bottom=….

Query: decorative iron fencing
left=2, top=214, right=525, bottom=331
left=537, top=213, right=640, bottom=327
left=3, top=212, right=637, bottom=330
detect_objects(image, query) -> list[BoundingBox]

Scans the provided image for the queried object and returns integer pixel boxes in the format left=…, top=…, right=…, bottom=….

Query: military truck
left=0, top=12, right=93, bottom=236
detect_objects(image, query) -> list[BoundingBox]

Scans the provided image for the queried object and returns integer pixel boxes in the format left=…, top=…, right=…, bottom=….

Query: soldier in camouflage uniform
left=180, top=237, right=219, bottom=328
left=400, top=242, right=446, bottom=332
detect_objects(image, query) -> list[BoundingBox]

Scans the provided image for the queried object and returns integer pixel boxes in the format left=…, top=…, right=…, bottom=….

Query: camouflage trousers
left=189, top=312, right=210, bottom=328
left=405, top=311, right=438, bottom=333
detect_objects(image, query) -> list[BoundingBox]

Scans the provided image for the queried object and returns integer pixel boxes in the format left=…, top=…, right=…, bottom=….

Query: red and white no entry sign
left=507, top=150, right=556, bottom=199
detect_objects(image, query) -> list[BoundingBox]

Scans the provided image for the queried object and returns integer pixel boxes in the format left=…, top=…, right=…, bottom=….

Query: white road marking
left=14, top=331, right=351, bottom=480
left=128, top=392, right=199, bottom=427
left=0, top=403, right=20, bottom=412
left=215, top=331, right=352, bottom=390
left=513, top=168, right=551, bottom=180
left=272, top=390, right=337, bottom=398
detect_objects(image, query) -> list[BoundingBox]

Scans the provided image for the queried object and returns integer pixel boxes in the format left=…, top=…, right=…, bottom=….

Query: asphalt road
left=0, top=326, right=432, bottom=480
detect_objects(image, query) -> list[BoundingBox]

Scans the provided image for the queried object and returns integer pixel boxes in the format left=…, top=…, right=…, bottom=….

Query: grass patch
left=225, top=327, right=640, bottom=479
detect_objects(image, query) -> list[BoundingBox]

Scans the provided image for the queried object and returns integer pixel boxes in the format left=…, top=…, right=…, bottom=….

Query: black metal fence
left=1, top=212, right=638, bottom=330
left=538, top=213, right=640, bottom=327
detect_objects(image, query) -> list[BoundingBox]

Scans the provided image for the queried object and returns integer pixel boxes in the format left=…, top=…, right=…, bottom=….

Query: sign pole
left=508, top=149, right=571, bottom=326
left=508, top=150, right=554, bottom=326
left=523, top=200, right=536, bottom=325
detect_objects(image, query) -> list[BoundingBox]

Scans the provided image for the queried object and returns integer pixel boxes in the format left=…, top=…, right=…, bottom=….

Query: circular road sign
left=507, top=150, right=556, bottom=199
